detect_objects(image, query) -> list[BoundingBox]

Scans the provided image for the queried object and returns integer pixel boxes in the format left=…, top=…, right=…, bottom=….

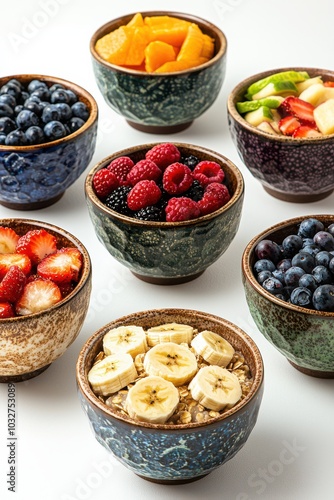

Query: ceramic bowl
left=0, top=218, right=92, bottom=382
left=227, top=67, right=334, bottom=203
left=90, top=11, right=227, bottom=133
left=0, top=74, right=98, bottom=210
left=242, top=214, right=334, bottom=378
left=76, top=308, right=264, bottom=484
left=84, top=142, right=244, bottom=285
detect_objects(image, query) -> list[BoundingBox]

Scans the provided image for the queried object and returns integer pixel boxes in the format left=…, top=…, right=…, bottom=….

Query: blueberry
left=65, top=89, right=78, bottom=104
left=50, top=88, right=70, bottom=104
left=312, top=284, right=334, bottom=311
left=55, top=102, right=72, bottom=121
left=284, top=266, right=305, bottom=287
left=302, top=238, right=314, bottom=248
left=272, top=268, right=285, bottom=284
left=255, top=239, right=282, bottom=263
left=262, top=277, right=284, bottom=295
left=0, top=133, right=6, bottom=144
left=6, top=79, right=23, bottom=91
left=16, top=109, right=39, bottom=130
left=315, top=251, right=331, bottom=267
left=43, top=120, right=66, bottom=141
left=257, top=270, right=273, bottom=284
left=41, top=104, right=61, bottom=123
left=31, top=87, right=50, bottom=101
left=71, top=101, right=89, bottom=121
left=253, top=258, right=276, bottom=274
left=23, top=98, right=42, bottom=116
left=290, top=287, right=313, bottom=308
left=68, top=116, right=85, bottom=133
left=5, top=129, right=28, bottom=146
left=282, top=234, right=303, bottom=258
left=0, top=116, right=16, bottom=134
left=27, top=79, right=48, bottom=93
left=49, top=83, right=64, bottom=93
left=299, top=274, right=318, bottom=292
left=25, top=125, right=45, bottom=144
left=300, top=244, right=320, bottom=257
left=291, top=252, right=315, bottom=273
left=18, top=91, right=29, bottom=104
left=0, top=93, right=17, bottom=108
left=14, top=105, right=24, bottom=115
left=0, top=83, right=21, bottom=98
left=329, top=257, right=334, bottom=274
left=0, top=102, right=14, bottom=118
left=312, top=265, right=332, bottom=285
left=298, top=218, right=324, bottom=238
left=276, top=258, right=292, bottom=272
left=313, top=231, right=334, bottom=251
left=327, top=224, right=334, bottom=237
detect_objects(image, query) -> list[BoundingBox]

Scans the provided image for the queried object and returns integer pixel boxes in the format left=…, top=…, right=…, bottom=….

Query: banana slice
left=146, top=322, right=194, bottom=347
left=125, top=375, right=179, bottom=424
left=88, top=353, right=137, bottom=396
left=144, top=342, right=198, bottom=386
left=189, top=365, right=242, bottom=412
left=191, top=330, right=235, bottom=367
left=103, top=325, right=148, bottom=358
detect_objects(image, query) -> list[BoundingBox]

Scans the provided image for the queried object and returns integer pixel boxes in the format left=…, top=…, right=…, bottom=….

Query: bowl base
left=126, top=119, right=193, bottom=134
left=131, top=270, right=204, bottom=285
left=136, top=472, right=209, bottom=484
left=263, top=186, right=334, bottom=203
left=0, top=193, right=64, bottom=211
left=288, top=360, right=334, bottom=378
left=0, top=364, right=51, bottom=383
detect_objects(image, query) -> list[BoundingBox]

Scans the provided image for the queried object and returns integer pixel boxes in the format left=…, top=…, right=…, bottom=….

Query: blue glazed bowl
left=227, top=67, right=334, bottom=203
left=0, top=74, right=98, bottom=210
left=90, top=11, right=227, bottom=134
left=76, top=308, right=264, bottom=484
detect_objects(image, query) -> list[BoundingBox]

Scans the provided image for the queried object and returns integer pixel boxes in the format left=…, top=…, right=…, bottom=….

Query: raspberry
left=165, top=197, right=200, bottom=222
left=107, top=156, right=134, bottom=184
left=198, top=182, right=231, bottom=216
left=92, top=168, right=119, bottom=199
left=127, top=180, right=161, bottom=211
left=127, top=159, right=161, bottom=186
left=145, top=143, right=181, bottom=171
left=163, top=163, right=193, bottom=195
left=105, top=185, right=132, bottom=215
left=192, top=161, right=225, bottom=187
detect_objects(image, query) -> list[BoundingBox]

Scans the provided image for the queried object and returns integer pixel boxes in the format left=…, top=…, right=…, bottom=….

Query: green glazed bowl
left=85, top=143, right=244, bottom=285
left=90, top=11, right=227, bottom=134
left=242, top=214, right=334, bottom=378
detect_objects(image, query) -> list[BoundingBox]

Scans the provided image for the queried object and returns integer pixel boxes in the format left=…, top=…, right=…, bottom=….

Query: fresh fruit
left=92, top=168, right=119, bottom=199
left=37, top=247, right=83, bottom=283
left=125, top=375, right=179, bottom=424
left=16, top=229, right=57, bottom=265
left=279, top=96, right=315, bottom=125
left=244, top=70, right=309, bottom=100
left=127, top=180, right=161, bottom=211
left=107, top=156, right=134, bottom=184
left=103, top=325, right=148, bottom=358
left=191, top=330, right=235, bottom=367
left=88, top=353, right=138, bottom=396
left=0, top=265, right=26, bottom=303
left=126, top=159, right=161, bottom=186
left=165, top=196, right=200, bottom=222
left=192, top=161, right=225, bottom=187
left=244, top=105, right=274, bottom=126
left=105, top=185, right=132, bottom=215
left=313, top=99, right=334, bottom=135
left=144, top=41, right=177, bottom=73
left=188, top=365, right=242, bottom=411
left=162, top=162, right=193, bottom=194
left=145, top=143, right=181, bottom=170
left=0, top=253, right=32, bottom=279
left=15, top=278, right=62, bottom=315
left=251, top=81, right=298, bottom=100
left=198, top=182, right=230, bottom=216
left=0, top=227, right=19, bottom=253
left=146, top=323, right=194, bottom=346
left=0, top=302, right=15, bottom=318
left=236, top=96, right=284, bottom=114
left=278, top=115, right=301, bottom=136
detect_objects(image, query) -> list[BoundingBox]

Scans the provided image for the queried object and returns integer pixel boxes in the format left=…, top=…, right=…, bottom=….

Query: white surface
left=1, top=1, right=334, bottom=499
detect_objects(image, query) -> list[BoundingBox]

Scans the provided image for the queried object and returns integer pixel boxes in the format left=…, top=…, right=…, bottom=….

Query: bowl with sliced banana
left=76, top=308, right=264, bottom=484
left=227, top=67, right=334, bottom=203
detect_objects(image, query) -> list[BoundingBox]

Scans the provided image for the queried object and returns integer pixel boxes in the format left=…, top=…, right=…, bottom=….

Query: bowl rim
left=0, top=218, right=92, bottom=322
left=0, top=74, right=98, bottom=152
left=242, top=213, right=334, bottom=317
left=84, top=142, right=244, bottom=228
left=76, top=308, right=264, bottom=430
left=227, top=66, right=334, bottom=143
left=90, top=10, right=227, bottom=76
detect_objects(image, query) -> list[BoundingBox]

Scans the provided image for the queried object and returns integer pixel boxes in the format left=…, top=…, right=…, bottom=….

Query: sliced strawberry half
left=279, top=96, right=315, bottom=125
left=278, top=115, right=301, bottom=136
left=292, top=125, right=322, bottom=138
left=0, top=265, right=27, bottom=303
left=0, top=227, right=20, bottom=254
left=0, top=302, right=15, bottom=318
left=15, top=279, right=62, bottom=316
left=324, top=81, right=334, bottom=87
left=16, top=229, right=58, bottom=266
left=0, top=253, right=32, bottom=279
left=37, top=247, right=83, bottom=284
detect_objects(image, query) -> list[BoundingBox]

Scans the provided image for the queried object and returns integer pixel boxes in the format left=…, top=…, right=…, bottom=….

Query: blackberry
left=133, top=206, right=164, bottom=222
left=181, top=154, right=200, bottom=170
left=105, top=185, right=132, bottom=215
left=183, top=179, right=204, bottom=201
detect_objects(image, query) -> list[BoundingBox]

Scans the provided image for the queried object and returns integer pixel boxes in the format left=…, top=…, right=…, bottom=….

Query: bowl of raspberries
left=0, top=74, right=98, bottom=210
left=85, top=142, right=244, bottom=284
left=242, top=214, right=334, bottom=378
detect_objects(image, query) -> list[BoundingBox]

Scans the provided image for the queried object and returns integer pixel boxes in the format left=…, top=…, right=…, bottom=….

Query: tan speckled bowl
left=0, top=219, right=92, bottom=382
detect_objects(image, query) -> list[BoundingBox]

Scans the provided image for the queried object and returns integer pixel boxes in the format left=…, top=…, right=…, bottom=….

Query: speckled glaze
left=227, top=67, right=334, bottom=203
left=76, top=308, right=264, bottom=484
left=242, top=215, right=334, bottom=378
left=0, top=219, right=92, bottom=382
left=90, top=12, right=227, bottom=133
left=0, top=75, right=98, bottom=210
left=85, top=143, right=244, bottom=285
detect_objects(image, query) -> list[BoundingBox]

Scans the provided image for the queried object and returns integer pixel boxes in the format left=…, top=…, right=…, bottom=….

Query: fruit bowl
left=227, top=67, right=334, bottom=203
left=76, top=308, right=264, bottom=484
left=0, top=218, right=92, bottom=382
left=84, top=142, right=244, bottom=285
left=90, top=11, right=227, bottom=133
left=0, top=74, right=98, bottom=210
left=242, top=214, right=334, bottom=378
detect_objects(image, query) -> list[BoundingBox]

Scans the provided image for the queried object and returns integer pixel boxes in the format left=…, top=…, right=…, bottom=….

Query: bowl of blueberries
left=242, top=215, right=334, bottom=378
left=0, top=74, right=98, bottom=210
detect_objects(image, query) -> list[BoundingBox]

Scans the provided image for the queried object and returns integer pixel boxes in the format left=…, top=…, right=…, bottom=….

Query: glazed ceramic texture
left=0, top=219, right=92, bottom=382
left=90, top=12, right=227, bottom=133
left=76, top=309, right=264, bottom=484
left=85, top=143, right=244, bottom=284
left=242, top=214, right=334, bottom=378
left=0, top=75, right=98, bottom=210
left=227, top=67, right=334, bottom=203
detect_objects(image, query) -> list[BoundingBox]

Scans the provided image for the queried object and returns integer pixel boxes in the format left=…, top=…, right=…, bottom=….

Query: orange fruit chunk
left=177, top=24, right=205, bottom=62
left=127, top=12, right=144, bottom=27
left=201, top=33, right=215, bottom=59
left=145, top=41, right=176, bottom=73
left=95, top=25, right=149, bottom=66
left=154, top=57, right=209, bottom=73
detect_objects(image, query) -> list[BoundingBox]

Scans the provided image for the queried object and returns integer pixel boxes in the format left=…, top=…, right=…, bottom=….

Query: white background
left=1, top=1, right=334, bottom=499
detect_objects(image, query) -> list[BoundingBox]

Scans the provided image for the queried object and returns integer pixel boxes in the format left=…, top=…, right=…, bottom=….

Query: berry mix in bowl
left=85, top=142, right=244, bottom=284
left=0, top=74, right=98, bottom=210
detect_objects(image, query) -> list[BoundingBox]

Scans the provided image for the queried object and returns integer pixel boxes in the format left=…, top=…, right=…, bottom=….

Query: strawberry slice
left=279, top=96, right=315, bottom=125
left=37, top=247, right=83, bottom=283
left=324, top=81, right=334, bottom=88
left=0, top=265, right=26, bottom=303
left=0, top=253, right=32, bottom=279
left=278, top=115, right=301, bottom=136
left=0, top=302, right=15, bottom=318
left=292, top=125, right=322, bottom=138
left=15, top=279, right=62, bottom=316
left=0, top=227, right=20, bottom=254
left=16, top=229, right=57, bottom=266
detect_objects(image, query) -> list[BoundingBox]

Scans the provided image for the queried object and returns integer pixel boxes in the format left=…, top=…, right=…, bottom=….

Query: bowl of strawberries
left=0, top=218, right=91, bottom=382
left=84, top=142, right=244, bottom=285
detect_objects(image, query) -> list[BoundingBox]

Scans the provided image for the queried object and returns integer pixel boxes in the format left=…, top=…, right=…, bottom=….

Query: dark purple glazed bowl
left=227, top=67, right=334, bottom=203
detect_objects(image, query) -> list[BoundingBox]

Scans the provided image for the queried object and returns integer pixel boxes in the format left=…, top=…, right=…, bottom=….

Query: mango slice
left=145, top=41, right=177, bottom=73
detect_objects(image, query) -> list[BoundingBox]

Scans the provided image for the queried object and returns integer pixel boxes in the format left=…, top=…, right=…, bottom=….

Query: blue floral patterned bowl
left=76, top=308, right=264, bottom=484
left=90, top=11, right=227, bottom=134
left=84, top=142, right=244, bottom=285
left=0, top=74, right=98, bottom=210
